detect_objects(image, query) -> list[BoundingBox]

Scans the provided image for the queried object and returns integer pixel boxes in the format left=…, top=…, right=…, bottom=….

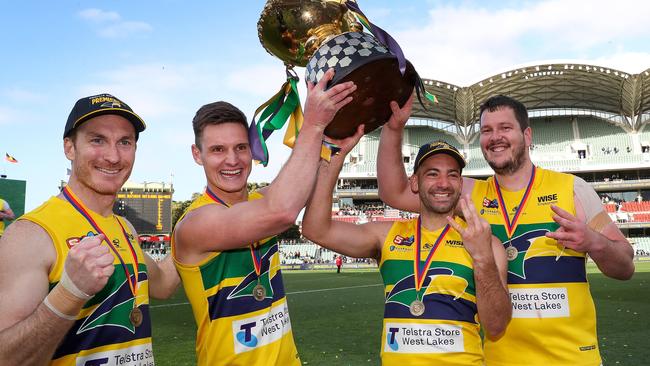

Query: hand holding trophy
left=253, top=0, right=435, bottom=164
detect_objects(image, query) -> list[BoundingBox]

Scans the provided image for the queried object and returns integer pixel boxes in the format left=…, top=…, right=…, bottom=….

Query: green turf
left=150, top=263, right=650, bottom=365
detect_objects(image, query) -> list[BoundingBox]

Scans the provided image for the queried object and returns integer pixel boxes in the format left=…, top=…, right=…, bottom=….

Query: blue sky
left=2, top=0, right=649, bottom=210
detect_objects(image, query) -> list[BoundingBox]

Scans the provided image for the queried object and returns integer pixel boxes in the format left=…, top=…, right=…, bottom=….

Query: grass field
left=150, top=262, right=650, bottom=365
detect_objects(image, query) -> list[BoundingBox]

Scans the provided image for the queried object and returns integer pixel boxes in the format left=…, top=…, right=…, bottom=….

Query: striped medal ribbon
left=205, top=187, right=266, bottom=301
left=493, top=165, right=537, bottom=261
left=411, top=216, right=450, bottom=316
left=61, top=186, right=143, bottom=327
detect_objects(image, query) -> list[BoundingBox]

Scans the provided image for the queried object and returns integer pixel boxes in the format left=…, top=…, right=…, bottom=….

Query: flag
left=5, top=153, right=18, bottom=163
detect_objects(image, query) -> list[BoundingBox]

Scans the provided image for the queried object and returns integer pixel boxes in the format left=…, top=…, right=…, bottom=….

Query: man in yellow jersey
left=302, top=136, right=511, bottom=365
left=377, top=94, right=635, bottom=366
left=172, top=68, right=356, bottom=366
left=0, top=197, right=15, bottom=237
left=0, top=93, right=180, bottom=365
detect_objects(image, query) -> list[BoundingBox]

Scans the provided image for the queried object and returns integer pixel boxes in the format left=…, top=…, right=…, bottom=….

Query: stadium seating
left=576, top=117, right=632, bottom=157
left=529, top=117, right=574, bottom=154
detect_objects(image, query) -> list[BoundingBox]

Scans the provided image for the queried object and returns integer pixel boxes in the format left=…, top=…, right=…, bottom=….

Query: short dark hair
left=192, top=101, right=248, bottom=148
left=479, top=95, right=529, bottom=131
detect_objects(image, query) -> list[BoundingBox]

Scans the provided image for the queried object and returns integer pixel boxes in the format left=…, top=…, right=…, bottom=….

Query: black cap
left=64, top=93, right=146, bottom=139
left=413, top=140, right=466, bottom=172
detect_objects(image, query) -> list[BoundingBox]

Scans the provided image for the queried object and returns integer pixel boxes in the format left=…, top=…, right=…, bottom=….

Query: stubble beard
left=486, top=142, right=527, bottom=176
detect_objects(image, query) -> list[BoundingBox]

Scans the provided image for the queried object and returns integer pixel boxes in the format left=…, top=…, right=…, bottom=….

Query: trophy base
left=324, top=58, right=417, bottom=139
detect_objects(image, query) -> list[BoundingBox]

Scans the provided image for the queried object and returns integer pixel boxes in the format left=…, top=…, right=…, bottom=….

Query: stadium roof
left=412, top=63, right=650, bottom=141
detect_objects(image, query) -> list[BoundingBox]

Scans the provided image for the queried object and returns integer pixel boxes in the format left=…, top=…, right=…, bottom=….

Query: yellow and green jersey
left=172, top=191, right=300, bottom=366
left=379, top=218, right=482, bottom=366
left=471, top=167, right=600, bottom=366
left=0, top=199, right=8, bottom=236
left=21, top=196, right=153, bottom=366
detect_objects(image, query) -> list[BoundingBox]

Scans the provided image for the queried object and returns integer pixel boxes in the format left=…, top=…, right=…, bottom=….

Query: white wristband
left=60, top=267, right=93, bottom=300
left=43, top=296, right=77, bottom=321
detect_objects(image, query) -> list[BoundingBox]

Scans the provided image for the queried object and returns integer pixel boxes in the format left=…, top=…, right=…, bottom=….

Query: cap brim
left=415, top=148, right=466, bottom=171
left=73, top=108, right=146, bottom=134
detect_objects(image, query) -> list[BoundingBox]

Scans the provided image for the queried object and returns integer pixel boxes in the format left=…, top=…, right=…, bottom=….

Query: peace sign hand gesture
left=446, top=196, right=493, bottom=260
left=545, top=204, right=598, bottom=253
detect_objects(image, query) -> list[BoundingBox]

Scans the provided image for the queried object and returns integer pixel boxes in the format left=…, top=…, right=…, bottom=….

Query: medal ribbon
left=413, top=217, right=450, bottom=295
left=205, top=187, right=262, bottom=278
left=61, top=186, right=139, bottom=298
left=493, top=165, right=537, bottom=238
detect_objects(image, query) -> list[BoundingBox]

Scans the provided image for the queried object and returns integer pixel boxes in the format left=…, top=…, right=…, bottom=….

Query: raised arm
left=377, top=95, right=420, bottom=212
left=175, top=68, right=357, bottom=254
left=447, top=197, right=511, bottom=340
left=0, top=221, right=115, bottom=364
left=302, top=126, right=390, bottom=259
left=546, top=177, right=634, bottom=280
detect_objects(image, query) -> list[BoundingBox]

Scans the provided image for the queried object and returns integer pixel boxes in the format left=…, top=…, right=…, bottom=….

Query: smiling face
left=410, top=153, right=463, bottom=216
left=192, top=122, right=252, bottom=201
left=64, top=114, right=137, bottom=199
left=479, top=106, right=532, bottom=176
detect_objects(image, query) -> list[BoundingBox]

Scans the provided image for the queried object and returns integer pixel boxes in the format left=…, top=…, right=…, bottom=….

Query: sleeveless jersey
left=0, top=199, right=7, bottom=236
left=379, top=218, right=482, bottom=366
left=20, top=196, right=153, bottom=366
left=471, top=167, right=600, bottom=366
left=172, top=191, right=300, bottom=366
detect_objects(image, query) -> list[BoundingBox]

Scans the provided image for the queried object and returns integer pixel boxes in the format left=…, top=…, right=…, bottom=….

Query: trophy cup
left=253, top=0, right=433, bottom=164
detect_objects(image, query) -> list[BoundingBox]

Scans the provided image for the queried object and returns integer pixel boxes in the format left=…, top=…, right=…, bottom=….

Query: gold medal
left=409, top=300, right=425, bottom=317
left=129, top=307, right=143, bottom=327
left=506, top=246, right=518, bottom=261
left=253, top=284, right=266, bottom=301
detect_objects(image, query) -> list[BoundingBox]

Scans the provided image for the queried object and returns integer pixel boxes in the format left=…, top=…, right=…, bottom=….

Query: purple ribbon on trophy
left=344, top=0, right=406, bottom=75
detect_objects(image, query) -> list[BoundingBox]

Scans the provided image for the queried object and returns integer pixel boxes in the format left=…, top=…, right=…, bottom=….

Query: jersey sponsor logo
left=75, top=343, right=154, bottom=366
left=66, top=231, right=125, bottom=251
left=232, top=303, right=292, bottom=354
left=384, top=323, right=464, bottom=353
left=76, top=270, right=148, bottom=335
left=445, top=240, right=463, bottom=248
left=236, top=322, right=259, bottom=347
left=66, top=231, right=98, bottom=248
left=393, top=235, right=414, bottom=246
left=483, top=197, right=499, bottom=208
left=389, top=245, right=412, bottom=252
left=510, top=287, right=570, bottom=318
left=536, top=193, right=559, bottom=205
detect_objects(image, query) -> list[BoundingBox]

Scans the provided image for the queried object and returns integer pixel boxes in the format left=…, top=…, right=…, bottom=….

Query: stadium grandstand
left=279, top=62, right=650, bottom=269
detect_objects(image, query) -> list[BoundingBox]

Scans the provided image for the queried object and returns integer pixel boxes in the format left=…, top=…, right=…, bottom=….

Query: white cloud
left=79, top=8, right=152, bottom=38
left=594, top=52, right=650, bottom=75
left=1, top=88, right=47, bottom=103
left=0, top=106, right=14, bottom=125
left=78, top=8, right=121, bottom=23
left=98, top=21, right=153, bottom=38
left=392, top=0, right=650, bottom=85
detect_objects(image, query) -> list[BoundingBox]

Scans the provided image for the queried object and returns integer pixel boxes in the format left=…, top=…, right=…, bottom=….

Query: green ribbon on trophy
left=253, top=0, right=438, bottom=164
left=248, top=67, right=340, bottom=166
